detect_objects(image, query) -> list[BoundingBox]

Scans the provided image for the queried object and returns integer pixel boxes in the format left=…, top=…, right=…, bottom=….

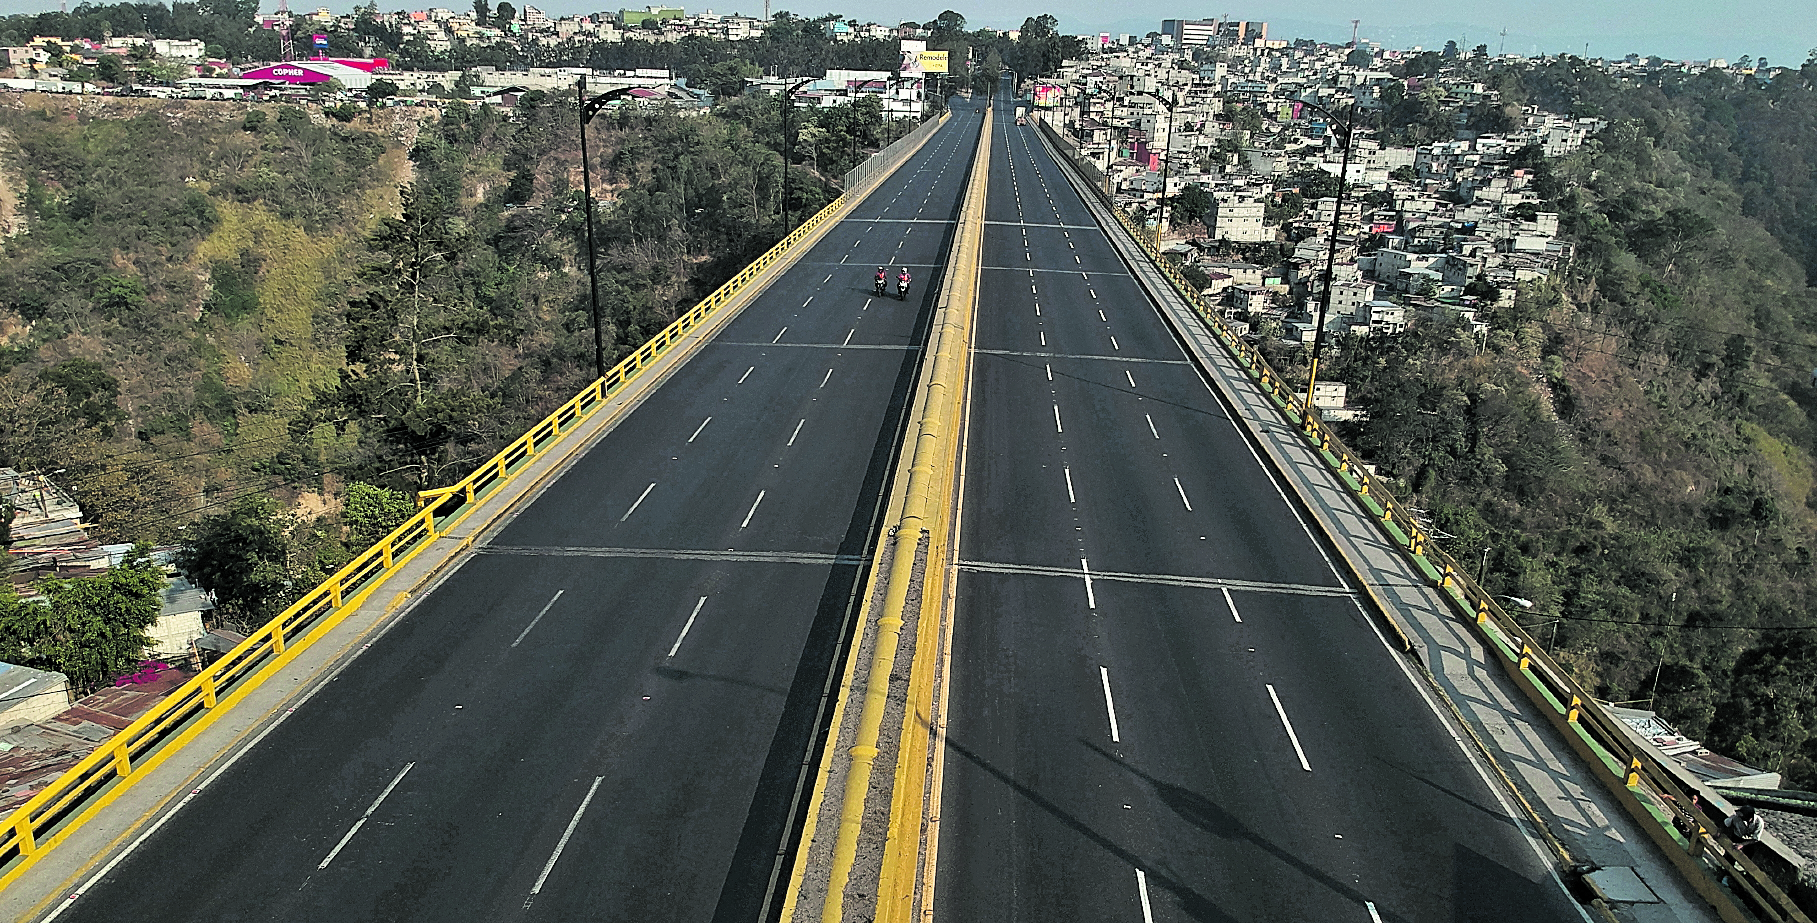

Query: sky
left=0, top=0, right=1809, bottom=64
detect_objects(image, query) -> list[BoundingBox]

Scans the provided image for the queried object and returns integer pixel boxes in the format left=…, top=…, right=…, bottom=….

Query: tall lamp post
left=1137, top=90, right=1179, bottom=230
left=778, top=77, right=815, bottom=230
left=576, top=76, right=639, bottom=381
left=1287, top=96, right=1360, bottom=414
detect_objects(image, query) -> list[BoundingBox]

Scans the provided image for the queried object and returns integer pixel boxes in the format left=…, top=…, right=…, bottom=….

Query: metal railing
left=1036, top=115, right=1811, bottom=923
left=0, top=180, right=858, bottom=894
left=843, top=110, right=950, bottom=195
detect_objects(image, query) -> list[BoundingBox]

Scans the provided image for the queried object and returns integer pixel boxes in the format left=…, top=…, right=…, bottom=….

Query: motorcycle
left=874, top=276, right=887, bottom=297
left=896, top=276, right=910, bottom=300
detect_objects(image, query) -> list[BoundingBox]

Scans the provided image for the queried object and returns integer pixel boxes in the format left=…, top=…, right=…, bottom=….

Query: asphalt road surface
left=50, top=103, right=986, bottom=923
left=929, top=88, right=1587, bottom=923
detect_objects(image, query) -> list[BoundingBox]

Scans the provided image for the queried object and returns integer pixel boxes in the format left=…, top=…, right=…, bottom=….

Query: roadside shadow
left=943, top=733, right=1239, bottom=922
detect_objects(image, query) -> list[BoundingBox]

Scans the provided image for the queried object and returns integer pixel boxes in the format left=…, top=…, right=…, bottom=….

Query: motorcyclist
left=875, top=266, right=887, bottom=294
left=896, top=267, right=912, bottom=296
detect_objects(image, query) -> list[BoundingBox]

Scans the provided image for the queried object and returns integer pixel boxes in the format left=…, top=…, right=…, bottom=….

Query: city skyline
left=0, top=0, right=1808, bottom=65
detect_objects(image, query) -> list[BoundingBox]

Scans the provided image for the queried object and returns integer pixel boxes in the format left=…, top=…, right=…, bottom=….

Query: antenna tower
left=277, top=0, right=295, bottom=63
left=1350, top=19, right=1359, bottom=47
left=1498, top=28, right=1507, bottom=56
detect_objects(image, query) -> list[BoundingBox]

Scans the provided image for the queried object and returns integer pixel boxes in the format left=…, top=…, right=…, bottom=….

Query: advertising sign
left=918, top=50, right=948, bottom=74
left=1032, top=83, right=1061, bottom=107
left=899, top=39, right=926, bottom=75
left=312, top=33, right=328, bottom=48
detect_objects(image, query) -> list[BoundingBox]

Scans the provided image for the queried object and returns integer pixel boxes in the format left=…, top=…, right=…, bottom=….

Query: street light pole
left=778, top=77, right=815, bottom=230
left=1290, top=97, right=1359, bottom=415
left=575, top=75, right=622, bottom=382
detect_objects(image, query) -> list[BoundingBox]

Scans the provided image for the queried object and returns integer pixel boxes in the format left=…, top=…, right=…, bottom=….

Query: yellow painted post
left=1518, top=644, right=1532, bottom=673
left=496, top=457, right=508, bottom=480
left=1476, top=599, right=1490, bottom=625
left=1626, top=758, right=1643, bottom=787
left=1440, top=564, right=1454, bottom=589
left=111, top=741, right=131, bottom=777
left=329, top=581, right=343, bottom=609
left=270, top=621, right=286, bottom=655
left=201, top=671, right=217, bottom=708
left=1568, top=695, right=1582, bottom=723
left=381, top=540, right=394, bottom=570
left=15, top=817, right=35, bottom=856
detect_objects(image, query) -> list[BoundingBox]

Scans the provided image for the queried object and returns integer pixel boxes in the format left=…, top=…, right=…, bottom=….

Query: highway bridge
left=0, top=87, right=1784, bottom=923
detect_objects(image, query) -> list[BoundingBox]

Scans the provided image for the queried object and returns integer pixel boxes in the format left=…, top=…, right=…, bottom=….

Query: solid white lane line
left=511, top=590, right=567, bottom=648
left=667, top=596, right=708, bottom=657
left=772, top=327, right=788, bottom=344
left=1145, top=414, right=1159, bottom=439
left=620, top=482, right=656, bottom=521
left=1366, top=901, right=1384, bottom=923
left=1081, top=557, right=1096, bottom=609
left=1110, top=336, right=1121, bottom=351
left=740, top=490, right=766, bottom=529
left=688, top=417, right=712, bottom=443
left=803, top=296, right=814, bottom=307
left=1174, top=477, right=1193, bottom=511
left=319, top=762, right=415, bottom=870
left=1064, top=466, right=1076, bottom=503
left=823, top=273, right=833, bottom=283
left=1045, top=364, right=1053, bottom=381
left=525, top=776, right=605, bottom=906
left=1089, top=288, right=1097, bottom=298
left=1136, top=869, right=1156, bottom=923
left=1267, top=683, right=1313, bottom=772
left=843, top=328, right=856, bottom=346
left=1039, top=331, right=1046, bottom=346
left=1034, top=304, right=1040, bottom=316
left=1099, top=666, right=1122, bottom=742
left=1126, top=370, right=1138, bottom=388
left=738, top=366, right=754, bottom=384
left=1053, top=404, right=1064, bottom=434
left=788, top=419, right=806, bottom=446
left=1222, top=586, right=1243, bottom=622
left=1099, top=310, right=1108, bottom=322
left=820, top=368, right=834, bottom=388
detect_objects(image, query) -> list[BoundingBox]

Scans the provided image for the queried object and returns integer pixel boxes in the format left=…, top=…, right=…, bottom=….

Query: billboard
left=1032, top=83, right=1061, bottom=107
left=312, top=33, right=328, bottom=48
left=919, top=51, right=948, bottom=74
left=899, top=39, right=926, bottom=75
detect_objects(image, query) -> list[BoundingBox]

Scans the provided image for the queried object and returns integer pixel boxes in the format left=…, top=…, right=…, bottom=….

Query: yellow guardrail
left=1036, top=117, right=1811, bottom=923
left=0, top=179, right=860, bottom=895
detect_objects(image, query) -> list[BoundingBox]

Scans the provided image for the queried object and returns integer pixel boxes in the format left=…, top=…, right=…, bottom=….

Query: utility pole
left=1287, top=97, right=1359, bottom=414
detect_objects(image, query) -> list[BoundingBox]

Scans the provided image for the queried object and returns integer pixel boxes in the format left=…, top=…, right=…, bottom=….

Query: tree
left=343, top=482, right=414, bottom=550
left=1390, top=164, right=1418, bottom=183
left=471, top=0, right=489, bottom=25
left=1172, top=183, right=1211, bottom=229
left=1346, top=48, right=1372, bottom=69
left=366, top=78, right=400, bottom=104
left=494, top=1, right=516, bottom=25
left=0, top=546, right=164, bottom=688
left=37, top=359, right=125, bottom=434
left=175, top=497, right=294, bottom=622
